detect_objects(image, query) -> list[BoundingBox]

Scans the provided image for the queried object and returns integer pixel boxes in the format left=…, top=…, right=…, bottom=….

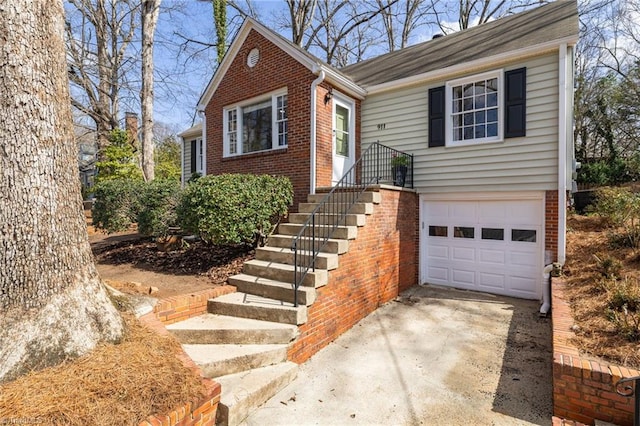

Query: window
left=429, top=68, right=526, bottom=148
left=482, top=228, right=504, bottom=241
left=224, top=91, right=288, bottom=156
left=446, top=71, right=502, bottom=146
left=429, top=226, right=448, bottom=237
left=454, top=227, right=474, bottom=238
left=512, top=229, right=536, bottom=242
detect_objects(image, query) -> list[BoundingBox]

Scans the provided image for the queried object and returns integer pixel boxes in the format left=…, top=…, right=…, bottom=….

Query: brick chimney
left=124, top=112, right=139, bottom=143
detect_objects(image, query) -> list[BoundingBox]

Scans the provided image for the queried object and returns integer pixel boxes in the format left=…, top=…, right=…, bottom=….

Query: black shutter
left=504, top=67, right=526, bottom=138
left=190, top=140, right=197, bottom=173
left=428, top=86, right=446, bottom=147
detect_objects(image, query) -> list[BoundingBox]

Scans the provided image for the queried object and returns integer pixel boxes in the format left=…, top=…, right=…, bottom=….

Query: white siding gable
left=361, top=53, right=559, bottom=193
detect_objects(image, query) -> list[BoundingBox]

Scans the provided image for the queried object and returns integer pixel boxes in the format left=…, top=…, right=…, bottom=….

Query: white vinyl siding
left=361, top=53, right=559, bottom=193
left=182, top=141, right=192, bottom=184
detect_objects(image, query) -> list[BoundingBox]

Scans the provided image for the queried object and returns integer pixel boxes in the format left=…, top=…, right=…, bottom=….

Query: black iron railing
left=616, top=375, right=640, bottom=426
left=290, top=141, right=413, bottom=306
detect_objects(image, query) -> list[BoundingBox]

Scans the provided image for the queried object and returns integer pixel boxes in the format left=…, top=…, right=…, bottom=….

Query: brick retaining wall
left=552, top=278, right=638, bottom=425
left=288, top=187, right=419, bottom=363
left=137, top=286, right=236, bottom=426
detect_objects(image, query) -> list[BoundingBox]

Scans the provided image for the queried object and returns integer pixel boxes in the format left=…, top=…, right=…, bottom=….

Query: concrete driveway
left=242, top=284, right=552, bottom=425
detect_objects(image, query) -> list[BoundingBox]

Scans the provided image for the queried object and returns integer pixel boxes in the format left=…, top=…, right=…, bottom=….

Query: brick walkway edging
left=552, top=278, right=638, bottom=425
left=137, top=285, right=236, bottom=426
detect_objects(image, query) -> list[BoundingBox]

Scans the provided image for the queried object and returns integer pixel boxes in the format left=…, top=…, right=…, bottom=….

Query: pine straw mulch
left=0, top=314, right=205, bottom=425
left=563, top=214, right=640, bottom=368
left=93, top=238, right=254, bottom=283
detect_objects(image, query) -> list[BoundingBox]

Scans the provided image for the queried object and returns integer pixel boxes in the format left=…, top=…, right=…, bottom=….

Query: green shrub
left=177, top=174, right=293, bottom=245
left=137, top=179, right=181, bottom=237
left=605, top=277, right=640, bottom=341
left=95, top=129, right=143, bottom=183
left=593, top=187, right=640, bottom=247
left=92, top=178, right=145, bottom=233
left=578, top=159, right=639, bottom=186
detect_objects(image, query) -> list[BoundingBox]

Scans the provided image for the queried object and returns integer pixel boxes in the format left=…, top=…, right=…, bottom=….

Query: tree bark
left=0, top=0, right=124, bottom=383
left=141, top=0, right=161, bottom=182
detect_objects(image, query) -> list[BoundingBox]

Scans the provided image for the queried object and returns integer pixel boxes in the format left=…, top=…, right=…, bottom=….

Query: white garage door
left=422, top=197, right=543, bottom=299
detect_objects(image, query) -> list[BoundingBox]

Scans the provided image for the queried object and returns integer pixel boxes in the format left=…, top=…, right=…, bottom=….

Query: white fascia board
left=197, top=18, right=366, bottom=109
left=420, top=191, right=545, bottom=202
left=321, top=65, right=367, bottom=100
left=365, top=35, right=579, bottom=95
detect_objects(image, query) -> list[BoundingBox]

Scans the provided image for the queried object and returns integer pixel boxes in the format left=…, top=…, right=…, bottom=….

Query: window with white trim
left=445, top=71, right=503, bottom=146
left=224, top=91, right=288, bottom=156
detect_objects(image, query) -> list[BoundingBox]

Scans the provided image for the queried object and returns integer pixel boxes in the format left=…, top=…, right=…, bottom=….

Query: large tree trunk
left=0, top=0, right=124, bottom=383
left=141, top=0, right=160, bottom=182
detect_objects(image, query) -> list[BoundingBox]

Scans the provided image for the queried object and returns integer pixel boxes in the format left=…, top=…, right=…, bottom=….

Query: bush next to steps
left=177, top=174, right=293, bottom=245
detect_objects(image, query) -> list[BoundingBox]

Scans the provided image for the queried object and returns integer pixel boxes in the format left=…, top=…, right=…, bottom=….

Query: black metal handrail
left=616, top=375, right=640, bottom=426
left=290, top=141, right=413, bottom=306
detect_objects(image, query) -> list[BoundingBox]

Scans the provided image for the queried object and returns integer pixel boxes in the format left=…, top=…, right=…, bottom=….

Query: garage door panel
left=428, top=244, right=449, bottom=260
left=452, top=247, right=475, bottom=262
left=479, top=249, right=505, bottom=265
left=478, top=272, right=505, bottom=290
left=428, top=266, right=449, bottom=281
left=452, top=269, right=475, bottom=285
left=423, top=197, right=543, bottom=300
left=510, top=276, right=538, bottom=295
left=510, top=249, right=538, bottom=267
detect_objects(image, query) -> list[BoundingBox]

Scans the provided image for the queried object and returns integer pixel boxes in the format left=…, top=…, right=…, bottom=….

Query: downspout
left=310, top=66, right=325, bottom=195
left=540, top=264, right=554, bottom=316
left=557, top=44, right=568, bottom=265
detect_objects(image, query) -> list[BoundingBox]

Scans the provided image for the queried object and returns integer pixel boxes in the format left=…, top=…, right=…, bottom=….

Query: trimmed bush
left=177, top=174, right=293, bottom=245
left=92, top=178, right=145, bottom=233
left=137, top=179, right=181, bottom=237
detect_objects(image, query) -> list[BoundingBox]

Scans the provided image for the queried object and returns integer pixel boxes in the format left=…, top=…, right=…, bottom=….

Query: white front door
left=421, top=196, right=544, bottom=299
left=332, top=95, right=355, bottom=184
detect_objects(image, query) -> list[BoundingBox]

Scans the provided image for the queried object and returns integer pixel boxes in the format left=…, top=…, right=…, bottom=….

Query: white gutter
left=557, top=44, right=568, bottom=265
left=180, top=134, right=185, bottom=187
left=310, top=67, right=325, bottom=195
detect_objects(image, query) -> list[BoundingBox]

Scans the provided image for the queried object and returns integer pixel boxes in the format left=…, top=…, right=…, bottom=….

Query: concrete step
left=208, top=292, right=307, bottom=325
left=288, top=212, right=366, bottom=227
left=165, top=314, right=298, bottom=345
left=298, top=202, right=374, bottom=215
left=182, top=343, right=287, bottom=378
left=266, top=234, right=349, bottom=255
left=229, top=274, right=316, bottom=306
left=243, top=259, right=328, bottom=288
left=255, top=246, right=338, bottom=270
left=216, top=362, right=298, bottom=426
left=307, top=191, right=381, bottom=204
left=277, top=223, right=357, bottom=240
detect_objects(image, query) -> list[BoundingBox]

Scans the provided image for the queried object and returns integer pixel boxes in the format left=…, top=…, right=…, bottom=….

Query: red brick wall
left=287, top=188, right=419, bottom=363
left=546, top=190, right=559, bottom=261
left=552, top=278, right=637, bottom=426
left=204, top=29, right=360, bottom=210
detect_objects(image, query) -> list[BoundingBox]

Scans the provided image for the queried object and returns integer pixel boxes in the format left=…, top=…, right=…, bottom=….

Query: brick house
left=181, top=1, right=578, bottom=305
